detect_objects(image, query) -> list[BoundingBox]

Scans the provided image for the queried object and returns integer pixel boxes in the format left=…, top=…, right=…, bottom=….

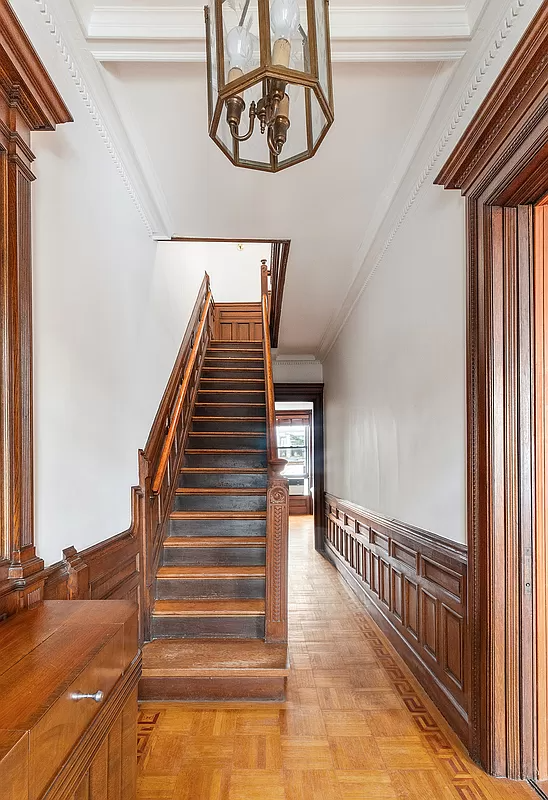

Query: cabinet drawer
left=29, top=627, right=124, bottom=800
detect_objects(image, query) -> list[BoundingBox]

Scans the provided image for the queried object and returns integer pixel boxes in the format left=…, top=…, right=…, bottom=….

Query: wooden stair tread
left=198, top=390, right=265, bottom=394
left=186, top=448, right=267, bottom=454
left=204, top=357, right=264, bottom=362
left=189, top=431, right=265, bottom=436
left=157, top=566, right=265, bottom=579
left=176, top=488, right=266, bottom=495
left=169, top=511, right=266, bottom=520
left=153, top=599, right=265, bottom=617
left=195, top=402, right=266, bottom=406
left=181, top=468, right=268, bottom=473
left=202, top=367, right=264, bottom=371
left=192, top=416, right=266, bottom=421
left=164, top=536, right=266, bottom=547
left=142, top=638, right=288, bottom=677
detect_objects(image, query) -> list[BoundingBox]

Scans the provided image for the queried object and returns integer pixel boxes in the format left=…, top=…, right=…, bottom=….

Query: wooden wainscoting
left=324, top=493, right=468, bottom=744
left=213, top=303, right=262, bottom=341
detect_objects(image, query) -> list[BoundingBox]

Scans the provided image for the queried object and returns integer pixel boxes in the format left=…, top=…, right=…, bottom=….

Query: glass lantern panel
left=232, top=81, right=271, bottom=167
left=313, top=0, right=329, bottom=100
left=268, top=0, right=310, bottom=75
left=310, top=88, right=328, bottom=148
left=221, top=0, right=260, bottom=88
left=276, top=82, right=309, bottom=166
left=206, top=1, right=218, bottom=123
left=216, top=110, right=237, bottom=160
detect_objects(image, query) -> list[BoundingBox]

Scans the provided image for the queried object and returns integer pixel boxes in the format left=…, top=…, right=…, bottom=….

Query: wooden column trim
left=436, top=4, right=548, bottom=779
left=0, top=1, right=71, bottom=586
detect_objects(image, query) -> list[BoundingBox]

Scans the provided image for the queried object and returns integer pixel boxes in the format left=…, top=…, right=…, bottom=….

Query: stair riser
left=209, top=342, right=263, bottom=351
left=173, top=495, right=267, bottom=512
left=185, top=452, right=267, bottom=469
left=204, top=359, right=264, bottom=369
left=169, top=518, right=266, bottom=537
left=200, top=381, right=265, bottom=393
left=202, top=369, right=264, bottom=379
left=188, top=434, right=266, bottom=450
left=155, top=577, right=265, bottom=600
left=198, top=391, right=265, bottom=404
left=150, top=616, right=265, bottom=639
left=139, top=676, right=285, bottom=702
left=162, top=546, right=266, bottom=566
left=192, top=418, right=266, bottom=433
left=179, top=473, right=268, bottom=489
left=194, top=404, right=266, bottom=418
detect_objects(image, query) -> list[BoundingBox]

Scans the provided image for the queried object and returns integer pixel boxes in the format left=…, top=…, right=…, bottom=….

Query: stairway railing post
left=261, top=285, right=289, bottom=643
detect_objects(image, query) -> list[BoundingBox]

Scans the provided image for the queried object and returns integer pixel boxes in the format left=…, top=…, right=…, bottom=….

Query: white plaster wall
left=10, top=0, right=207, bottom=565
left=156, top=241, right=266, bottom=303
left=273, top=360, right=324, bottom=383
left=323, top=182, right=466, bottom=543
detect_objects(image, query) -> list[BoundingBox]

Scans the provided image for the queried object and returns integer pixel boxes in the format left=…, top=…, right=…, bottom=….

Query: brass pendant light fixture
left=204, top=0, right=334, bottom=172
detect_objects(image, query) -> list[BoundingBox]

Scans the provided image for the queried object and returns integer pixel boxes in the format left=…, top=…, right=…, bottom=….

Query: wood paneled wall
left=213, top=303, right=262, bottom=341
left=324, top=493, right=468, bottom=744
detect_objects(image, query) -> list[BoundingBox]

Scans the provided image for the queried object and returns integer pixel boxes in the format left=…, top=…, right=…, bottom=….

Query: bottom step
left=139, top=638, right=289, bottom=701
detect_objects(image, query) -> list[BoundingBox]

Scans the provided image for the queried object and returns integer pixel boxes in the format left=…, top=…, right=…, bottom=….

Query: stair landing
left=139, top=638, right=289, bottom=701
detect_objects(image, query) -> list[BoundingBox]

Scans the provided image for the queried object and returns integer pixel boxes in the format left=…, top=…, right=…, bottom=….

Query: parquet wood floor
left=137, top=516, right=537, bottom=800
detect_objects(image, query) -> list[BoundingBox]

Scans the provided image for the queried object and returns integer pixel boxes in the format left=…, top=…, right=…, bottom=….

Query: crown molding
left=90, top=44, right=467, bottom=64
left=318, top=0, right=537, bottom=361
left=87, top=5, right=471, bottom=41
left=30, top=0, right=173, bottom=238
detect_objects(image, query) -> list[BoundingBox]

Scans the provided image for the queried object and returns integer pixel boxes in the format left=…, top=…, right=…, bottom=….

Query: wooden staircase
left=139, top=284, right=290, bottom=701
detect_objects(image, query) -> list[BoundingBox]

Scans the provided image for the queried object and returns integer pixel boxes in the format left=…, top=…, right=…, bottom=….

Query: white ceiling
left=59, top=0, right=509, bottom=356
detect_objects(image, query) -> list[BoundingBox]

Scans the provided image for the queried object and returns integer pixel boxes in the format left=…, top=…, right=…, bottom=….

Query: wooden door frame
left=436, top=5, right=548, bottom=779
left=274, top=383, right=325, bottom=551
left=0, top=2, right=71, bottom=604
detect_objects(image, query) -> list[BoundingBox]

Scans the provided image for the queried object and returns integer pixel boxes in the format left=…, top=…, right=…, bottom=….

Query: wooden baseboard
left=324, top=493, right=469, bottom=747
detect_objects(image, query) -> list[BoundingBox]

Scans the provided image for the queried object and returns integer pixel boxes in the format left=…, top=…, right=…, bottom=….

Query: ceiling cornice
left=86, top=4, right=474, bottom=63
left=31, top=0, right=173, bottom=238
left=87, top=6, right=472, bottom=41
left=317, top=0, right=538, bottom=360
left=90, top=46, right=468, bottom=65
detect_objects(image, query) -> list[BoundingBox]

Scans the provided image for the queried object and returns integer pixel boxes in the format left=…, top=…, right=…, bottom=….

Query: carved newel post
left=265, top=458, right=289, bottom=643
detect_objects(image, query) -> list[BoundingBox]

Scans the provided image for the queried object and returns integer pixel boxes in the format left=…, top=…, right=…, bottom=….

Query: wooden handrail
left=152, top=290, right=212, bottom=494
left=262, top=292, right=278, bottom=464
left=144, top=272, right=209, bottom=460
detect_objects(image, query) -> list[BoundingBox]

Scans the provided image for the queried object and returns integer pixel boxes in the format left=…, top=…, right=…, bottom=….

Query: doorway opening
left=274, top=384, right=325, bottom=551
left=276, top=403, right=314, bottom=516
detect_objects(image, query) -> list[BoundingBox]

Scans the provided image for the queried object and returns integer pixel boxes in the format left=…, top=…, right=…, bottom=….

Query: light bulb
left=226, top=26, right=253, bottom=72
left=270, top=0, right=300, bottom=41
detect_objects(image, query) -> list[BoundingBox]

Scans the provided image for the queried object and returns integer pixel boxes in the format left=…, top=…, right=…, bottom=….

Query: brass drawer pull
left=70, top=691, right=104, bottom=703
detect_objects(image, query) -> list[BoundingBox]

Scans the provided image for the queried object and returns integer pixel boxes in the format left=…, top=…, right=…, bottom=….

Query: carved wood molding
left=0, top=1, right=70, bottom=609
left=436, top=6, right=548, bottom=196
left=436, top=3, right=548, bottom=780
left=265, top=477, right=289, bottom=642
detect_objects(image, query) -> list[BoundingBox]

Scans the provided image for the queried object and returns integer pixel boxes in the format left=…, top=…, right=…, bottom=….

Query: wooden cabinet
left=0, top=601, right=141, bottom=800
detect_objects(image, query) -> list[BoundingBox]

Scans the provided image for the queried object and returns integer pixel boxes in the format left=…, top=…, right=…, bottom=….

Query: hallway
left=137, top=517, right=536, bottom=800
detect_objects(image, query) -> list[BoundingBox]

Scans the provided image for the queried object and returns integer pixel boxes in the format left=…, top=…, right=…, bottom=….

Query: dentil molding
left=31, top=0, right=173, bottom=238
left=318, top=0, right=535, bottom=360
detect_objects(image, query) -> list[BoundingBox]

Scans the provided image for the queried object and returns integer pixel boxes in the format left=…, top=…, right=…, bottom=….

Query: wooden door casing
left=436, top=4, right=548, bottom=778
